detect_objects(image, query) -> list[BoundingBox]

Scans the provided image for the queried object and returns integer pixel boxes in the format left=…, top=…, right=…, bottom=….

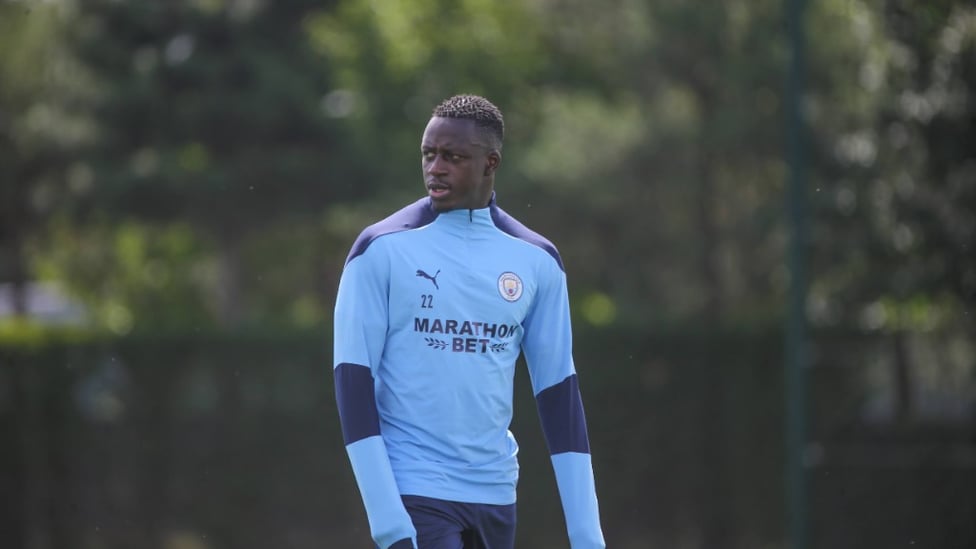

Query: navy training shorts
left=390, top=494, right=517, bottom=549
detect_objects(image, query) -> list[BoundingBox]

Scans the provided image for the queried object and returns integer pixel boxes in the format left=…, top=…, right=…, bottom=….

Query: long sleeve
left=334, top=245, right=416, bottom=549
left=521, top=263, right=606, bottom=549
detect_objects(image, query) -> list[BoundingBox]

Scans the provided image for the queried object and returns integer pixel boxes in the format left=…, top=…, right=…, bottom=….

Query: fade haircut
left=431, top=94, right=504, bottom=151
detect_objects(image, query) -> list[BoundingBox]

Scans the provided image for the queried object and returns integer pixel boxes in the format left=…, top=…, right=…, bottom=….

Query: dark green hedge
left=1, top=329, right=972, bottom=548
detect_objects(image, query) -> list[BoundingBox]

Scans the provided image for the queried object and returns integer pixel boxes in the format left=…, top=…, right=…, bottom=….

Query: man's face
left=421, top=117, right=499, bottom=212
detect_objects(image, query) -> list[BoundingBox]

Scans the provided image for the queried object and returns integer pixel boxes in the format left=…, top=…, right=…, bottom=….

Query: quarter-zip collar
left=428, top=193, right=497, bottom=232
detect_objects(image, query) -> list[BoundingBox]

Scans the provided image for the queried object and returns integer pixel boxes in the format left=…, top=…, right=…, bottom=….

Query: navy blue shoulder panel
left=489, top=202, right=564, bottom=271
left=345, top=197, right=438, bottom=265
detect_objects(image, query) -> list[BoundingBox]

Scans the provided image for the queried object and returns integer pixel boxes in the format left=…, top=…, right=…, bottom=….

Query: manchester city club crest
left=497, top=272, right=523, bottom=302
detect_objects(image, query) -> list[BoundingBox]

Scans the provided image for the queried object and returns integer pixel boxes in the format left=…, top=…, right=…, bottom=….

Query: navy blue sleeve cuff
left=536, top=374, right=591, bottom=455
left=335, top=362, right=381, bottom=445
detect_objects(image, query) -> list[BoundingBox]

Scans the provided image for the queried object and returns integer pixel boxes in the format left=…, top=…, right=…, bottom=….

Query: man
left=333, top=94, right=605, bottom=549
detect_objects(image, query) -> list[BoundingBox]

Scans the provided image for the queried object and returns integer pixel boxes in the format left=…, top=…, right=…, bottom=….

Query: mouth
left=426, top=181, right=451, bottom=199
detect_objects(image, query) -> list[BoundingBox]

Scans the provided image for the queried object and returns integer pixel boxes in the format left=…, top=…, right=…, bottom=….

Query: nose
left=426, top=154, right=447, bottom=175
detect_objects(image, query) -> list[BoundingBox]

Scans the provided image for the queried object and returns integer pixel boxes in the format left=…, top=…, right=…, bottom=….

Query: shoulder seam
left=345, top=197, right=438, bottom=265
left=489, top=203, right=564, bottom=271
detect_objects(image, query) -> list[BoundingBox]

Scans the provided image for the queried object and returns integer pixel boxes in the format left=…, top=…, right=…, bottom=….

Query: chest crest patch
left=497, top=272, right=523, bottom=302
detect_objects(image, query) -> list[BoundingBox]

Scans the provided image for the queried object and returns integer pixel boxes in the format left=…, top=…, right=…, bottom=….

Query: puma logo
left=416, top=269, right=440, bottom=290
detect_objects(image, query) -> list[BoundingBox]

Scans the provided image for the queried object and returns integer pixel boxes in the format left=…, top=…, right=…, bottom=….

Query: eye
left=449, top=153, right=463, bottom=161
left=422, top=151, right=436, bottom=161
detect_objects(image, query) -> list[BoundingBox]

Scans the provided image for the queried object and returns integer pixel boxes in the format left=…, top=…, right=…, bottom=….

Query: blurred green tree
left=809, top=0, right=975, bottom=330
left=805, top=0, right=976, bottom=424
left=0, top=2, right=95, bottom=318
left=63, top=0, right=351, bottom=328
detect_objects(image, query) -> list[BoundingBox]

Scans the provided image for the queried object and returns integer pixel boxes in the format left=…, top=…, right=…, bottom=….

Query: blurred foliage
left=1, top=1, right=974, bottom=548
left=34, top=217, right=215, bottom=334
left=808, top=0, right=976, bottom=331
left=0, top=0, right=96, bottom=318
left=1, top=0, right=972, bottom=335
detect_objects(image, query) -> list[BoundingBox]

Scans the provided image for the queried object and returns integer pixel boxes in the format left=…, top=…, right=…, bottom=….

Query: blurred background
left=0, top=0, right=974, bottom=548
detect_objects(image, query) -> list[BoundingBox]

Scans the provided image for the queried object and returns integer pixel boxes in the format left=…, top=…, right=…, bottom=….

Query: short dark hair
left=432, top=94, right=504, bottom=150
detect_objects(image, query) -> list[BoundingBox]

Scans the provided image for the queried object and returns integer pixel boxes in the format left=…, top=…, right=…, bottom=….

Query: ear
left=484, top=150, right=501, bottom=176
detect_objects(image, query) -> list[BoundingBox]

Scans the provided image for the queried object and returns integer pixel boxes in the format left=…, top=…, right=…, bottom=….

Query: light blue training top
left=333, top=195, right=605, bottom=549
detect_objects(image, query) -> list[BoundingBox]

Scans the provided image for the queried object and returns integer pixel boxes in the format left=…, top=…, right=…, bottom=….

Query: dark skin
left=421, top=117, right=501, bottom=212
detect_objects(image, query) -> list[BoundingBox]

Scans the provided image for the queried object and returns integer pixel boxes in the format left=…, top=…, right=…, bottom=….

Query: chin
left=429, top=198, right=455, bottom=212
